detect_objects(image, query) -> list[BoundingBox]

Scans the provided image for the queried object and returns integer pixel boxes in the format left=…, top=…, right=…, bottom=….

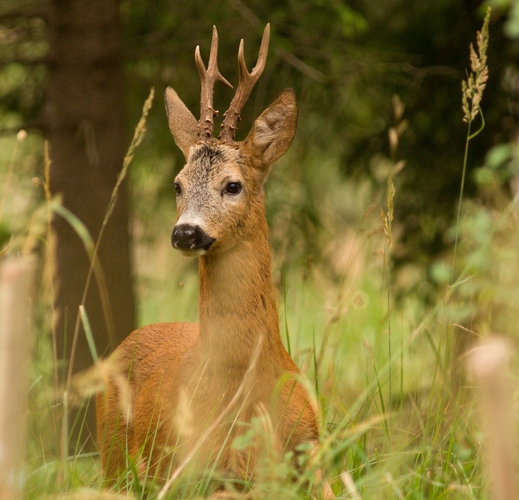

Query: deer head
left=165, top=25, right=298, bottom=256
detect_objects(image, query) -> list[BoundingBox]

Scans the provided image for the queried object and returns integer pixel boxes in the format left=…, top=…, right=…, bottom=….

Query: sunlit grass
left=1, top=119, right=491, bottom=499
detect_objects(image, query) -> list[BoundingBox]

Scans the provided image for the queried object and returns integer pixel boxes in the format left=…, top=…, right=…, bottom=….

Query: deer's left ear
left=244, top=89, right=298, bottom=168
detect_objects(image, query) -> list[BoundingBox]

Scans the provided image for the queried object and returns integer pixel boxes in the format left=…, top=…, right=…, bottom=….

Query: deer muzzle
left=171, top=224, right=215, bottom=254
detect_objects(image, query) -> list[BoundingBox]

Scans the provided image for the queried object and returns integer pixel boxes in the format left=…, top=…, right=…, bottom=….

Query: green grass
left=18, top=196, right=494, bottom=499
left=2, top=129, right=492, bottom=500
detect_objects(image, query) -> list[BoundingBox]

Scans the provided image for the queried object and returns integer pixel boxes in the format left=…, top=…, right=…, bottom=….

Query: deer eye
left=225, top=182, right=242, bottom=195
left=174, top=182, right=182, bottom=196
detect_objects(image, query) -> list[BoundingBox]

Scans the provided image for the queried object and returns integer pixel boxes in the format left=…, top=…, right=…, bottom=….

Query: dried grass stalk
left=462, top=8, right=490, bottom=123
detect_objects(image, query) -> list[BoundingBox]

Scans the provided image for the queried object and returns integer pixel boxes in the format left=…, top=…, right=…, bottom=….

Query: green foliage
left=2, top=0, right=519, bottom=266
left=487, top=0, right=519, bottom=38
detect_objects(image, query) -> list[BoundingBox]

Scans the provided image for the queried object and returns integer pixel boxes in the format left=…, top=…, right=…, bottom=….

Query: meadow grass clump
left=3, top=107, right=485, bottom=500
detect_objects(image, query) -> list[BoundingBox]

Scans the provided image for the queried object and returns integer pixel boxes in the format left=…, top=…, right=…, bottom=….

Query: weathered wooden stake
left=468, top=336, right=518, bottom=500
left=0, top=256, right=36, bottom=500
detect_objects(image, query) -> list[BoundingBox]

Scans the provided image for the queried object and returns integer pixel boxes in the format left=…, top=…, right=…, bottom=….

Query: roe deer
left=96, top=24, right=333, bottom=496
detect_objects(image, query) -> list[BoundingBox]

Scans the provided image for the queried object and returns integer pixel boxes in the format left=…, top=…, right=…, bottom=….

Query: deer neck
left=197, top=216, right=281, bottom=376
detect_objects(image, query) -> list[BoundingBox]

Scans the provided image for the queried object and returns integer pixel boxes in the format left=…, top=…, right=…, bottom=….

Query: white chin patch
left=180, top=248, right=207, bottom=257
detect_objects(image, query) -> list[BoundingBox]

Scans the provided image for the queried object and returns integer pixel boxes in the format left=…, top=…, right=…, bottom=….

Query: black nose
left=171, top=224, right=215, bottom=252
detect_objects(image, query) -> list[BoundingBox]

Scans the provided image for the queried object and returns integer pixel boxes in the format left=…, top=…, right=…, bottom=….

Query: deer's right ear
left=244, top=89, right=298, bottom=169
left=165, top=87, right=198, bottom=160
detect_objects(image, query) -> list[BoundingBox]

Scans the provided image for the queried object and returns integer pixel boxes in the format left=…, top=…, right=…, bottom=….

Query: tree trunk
left=46, top=0, right=135, bottom=444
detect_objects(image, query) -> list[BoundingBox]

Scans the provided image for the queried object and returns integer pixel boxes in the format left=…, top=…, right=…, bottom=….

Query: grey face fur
left=172, top=143, right=258, bottom=256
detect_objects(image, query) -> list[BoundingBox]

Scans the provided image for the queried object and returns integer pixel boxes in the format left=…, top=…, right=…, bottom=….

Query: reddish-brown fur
left=96, top=26, right=332, bottom=496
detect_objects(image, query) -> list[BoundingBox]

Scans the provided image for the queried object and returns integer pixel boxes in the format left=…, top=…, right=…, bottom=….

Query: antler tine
left=219, top=24, right=271, bottom=143
left=195, top=26, right=233, bottom=141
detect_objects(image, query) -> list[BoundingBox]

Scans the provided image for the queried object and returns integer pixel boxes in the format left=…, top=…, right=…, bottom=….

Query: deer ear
left=165, top=87, right=198, bottom=160
left=244, top=89, right=298, bottom=167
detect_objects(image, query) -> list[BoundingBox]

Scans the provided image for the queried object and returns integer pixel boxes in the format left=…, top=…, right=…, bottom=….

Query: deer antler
left=218, top=24, right=270, bottom=143
left=195, top=26, right=233, bottom=141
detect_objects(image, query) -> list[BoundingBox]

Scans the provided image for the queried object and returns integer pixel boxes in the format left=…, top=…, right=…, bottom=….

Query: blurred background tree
left=117, top=0, right=518, bottom=272
left=0, top=0, right=518, bottom=441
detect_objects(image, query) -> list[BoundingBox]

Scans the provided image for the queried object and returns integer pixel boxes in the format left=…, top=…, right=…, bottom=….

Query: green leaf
left=484, top=143, right=512, bottom=169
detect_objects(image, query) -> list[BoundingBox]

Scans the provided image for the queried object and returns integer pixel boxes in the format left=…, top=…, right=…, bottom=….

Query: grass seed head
left=462, top=8, right=491, bottom=123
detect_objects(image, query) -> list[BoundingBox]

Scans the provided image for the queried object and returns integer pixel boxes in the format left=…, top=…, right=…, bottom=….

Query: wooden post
left=0, top=256, right=36, bottom=500
left=468, top=336, right=518, bottom=500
